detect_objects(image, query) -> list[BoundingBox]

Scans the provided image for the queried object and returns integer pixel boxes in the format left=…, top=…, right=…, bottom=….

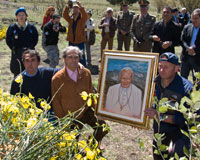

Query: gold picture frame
left=96, top=50, right=159, bottom=129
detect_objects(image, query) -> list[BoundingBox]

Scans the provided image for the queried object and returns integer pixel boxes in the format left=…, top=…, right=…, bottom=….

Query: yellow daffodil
left=15, top=74, right=23, bottom=84
left=87, top=97, right=92, bottom=107
left=29, top=93, right=34, bottom=99
left=75, top=154, right=83, bottom=159
left=86, top=149, right=95, bottom=160
left=191, top=90, right=200, bottom=104
left=81, top=91, right=88, bottom=101
left=26, top=117, right=37, bottom=129
left=49, top=156, right=57, bottom=160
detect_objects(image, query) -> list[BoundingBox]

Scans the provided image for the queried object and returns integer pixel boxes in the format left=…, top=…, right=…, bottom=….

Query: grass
left=0, top=0, right=196, bottom=159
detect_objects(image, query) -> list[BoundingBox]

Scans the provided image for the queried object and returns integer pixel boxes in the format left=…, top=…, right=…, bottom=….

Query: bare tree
left=179, top=0, right=200, bottom=13
left=55, top=0, right=66, bottom=16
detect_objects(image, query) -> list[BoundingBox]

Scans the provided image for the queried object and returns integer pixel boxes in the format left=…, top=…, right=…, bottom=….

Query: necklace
left=118, top=85, right=132, bottom=111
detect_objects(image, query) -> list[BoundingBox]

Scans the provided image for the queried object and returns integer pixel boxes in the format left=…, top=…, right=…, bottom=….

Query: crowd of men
left=4, top=0, right=200, bottom=159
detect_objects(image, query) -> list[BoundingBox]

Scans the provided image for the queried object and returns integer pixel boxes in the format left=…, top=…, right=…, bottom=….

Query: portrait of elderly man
left=105, top=67, right=142, bottom=118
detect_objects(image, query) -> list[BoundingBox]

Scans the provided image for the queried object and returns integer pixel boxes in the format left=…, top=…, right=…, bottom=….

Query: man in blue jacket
left=145, top=52, right=193, bottom=159
left=6, top=7, right=38, bottom=77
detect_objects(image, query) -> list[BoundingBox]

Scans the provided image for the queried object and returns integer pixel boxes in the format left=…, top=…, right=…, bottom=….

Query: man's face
left=52, top=17, right=60, bottom=24
left=162, top=8, right=172, bottom=22
left=192, top=14, right=200, bottom=28
left=120, top=71, right=133, bottom=88
left=16, top=12, right=27, bottom=23
left=23, top=54, right=40, bottom=75
left=158, top=61, right=178, bottom=80
left=122, top=5, right=128, bottom=12
left=140, top=5, right=148, bottom=15
left=64, top=50, right=79, bottom=70
left=73, top=6, right=80, bottom=15
left=106, top=11, right=112, bottom=18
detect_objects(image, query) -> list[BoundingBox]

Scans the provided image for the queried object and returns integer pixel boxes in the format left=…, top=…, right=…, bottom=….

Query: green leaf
left=180, top=129, right=189, bottom=137
left=183, top=146, right=189, bottom=157
left=174, top=153, right=179, bottom=160
left=154, top=149, right=160, bottom=155
left=163, top=154, right=168, bottom=159
left=138, top=138, right=144, bottom=150
left=158, top=106, right=168, bottom=113
left=160, top=144, right=167, bottom=152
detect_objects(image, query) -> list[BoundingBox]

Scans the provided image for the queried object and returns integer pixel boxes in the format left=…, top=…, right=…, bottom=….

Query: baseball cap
left=159, top=52, right=179, bottom=65
left=106, top=7, right=113, bottom=12
left=73, top=3, right=80, bottom=8
left=15, top=7, right=28, bottom=16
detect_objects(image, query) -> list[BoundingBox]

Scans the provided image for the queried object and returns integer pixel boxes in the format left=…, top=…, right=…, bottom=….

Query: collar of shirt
left=190, top=26, right=200, bottom=46
left=16, top=22, right=28, bottom=30
left=24, top=69, right=39, bottom=77
left=66, top=66, right=78, bottom=82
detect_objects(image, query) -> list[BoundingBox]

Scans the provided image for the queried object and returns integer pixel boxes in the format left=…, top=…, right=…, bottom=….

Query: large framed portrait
left=96, top=50, right=159, bottom=129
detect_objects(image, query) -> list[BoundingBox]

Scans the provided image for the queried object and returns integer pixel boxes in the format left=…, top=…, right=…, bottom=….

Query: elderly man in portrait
left=52, top=46, right=107, bottom=148
left=105, top=67, right=142, bottom=118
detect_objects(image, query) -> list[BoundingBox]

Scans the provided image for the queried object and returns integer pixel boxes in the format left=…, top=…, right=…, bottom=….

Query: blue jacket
left=153, top=73, right=193, bottom=137
left=6, top=23, right=38, bottom=51
left=10, top=68, right=59, bottom=108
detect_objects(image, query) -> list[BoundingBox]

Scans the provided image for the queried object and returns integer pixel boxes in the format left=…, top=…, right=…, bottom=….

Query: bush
left=0, top=76, right=108, bottom=160
left=106, top=0, right=138, bottom=5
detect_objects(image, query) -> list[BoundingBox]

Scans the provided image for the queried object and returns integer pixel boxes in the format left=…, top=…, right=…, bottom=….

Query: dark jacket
left=10, top=68, right=59, bottom=108
left=153, top=74, right=193, bottom=137
left=98, top=16, right=117, bottom=38
left=150, top=19, right=181, bottom=55
left=6, top=23, right=38, bottom=51
left=43, top=21, right=66, bottom=46
left=181, top=23, right=200, bottom=63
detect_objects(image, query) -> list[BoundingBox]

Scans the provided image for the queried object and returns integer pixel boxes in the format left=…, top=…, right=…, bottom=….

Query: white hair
left=62, top=46, right=82, bottom=58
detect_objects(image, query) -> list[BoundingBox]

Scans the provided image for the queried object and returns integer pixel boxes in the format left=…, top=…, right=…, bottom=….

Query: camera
left=69, top=0, right=76, bottom=8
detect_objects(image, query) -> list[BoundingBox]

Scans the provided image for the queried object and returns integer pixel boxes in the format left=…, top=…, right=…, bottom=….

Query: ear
left=175, top=65, right=180, bottom=72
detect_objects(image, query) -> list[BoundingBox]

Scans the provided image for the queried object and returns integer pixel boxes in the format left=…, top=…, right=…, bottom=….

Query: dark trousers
left=10, top=50, right=25, bottom=77
left=73, top=108, right=108, bottom=142
left=69, top=42, right=86, bottom=67
left=153, top=132, right=190, bottom=160
left=181, top=56, right=200, bottom=80
left=117, top=34, right=131, bottom=51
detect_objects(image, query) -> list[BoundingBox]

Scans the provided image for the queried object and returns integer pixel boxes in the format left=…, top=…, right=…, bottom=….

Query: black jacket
left=6, top=23, right=38, bottom=50
left=150, top=19, right=181, bottom=55
left=43, top=21, right=66, bottom=46
left=181, top=23, right=200, bottom=63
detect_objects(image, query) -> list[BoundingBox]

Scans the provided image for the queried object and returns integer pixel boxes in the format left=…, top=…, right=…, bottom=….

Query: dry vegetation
left=0, top=0, right=196, bottom=159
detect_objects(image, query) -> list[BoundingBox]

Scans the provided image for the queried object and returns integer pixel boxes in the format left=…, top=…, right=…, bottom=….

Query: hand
left=103, top=23, right=109, bottom=27
left=187, top=46, right=196, bottom=55
left=78, top=62, right=85, bottom=73
left=144, top=108, right=158, bottom=119
left=53, top=25, right=59, bottom=32
left=162, top=41, right=172, bottom=49
left=97, top=115, right=104, bottom=121
left=76, top=1, right=82, bottom=8
left=152, top=35, right=160, bottom=42
left=120, top=30, right=127, bottom=35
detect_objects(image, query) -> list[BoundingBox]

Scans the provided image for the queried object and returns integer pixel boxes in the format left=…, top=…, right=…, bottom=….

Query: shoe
left=43, top=58, right=50, bottom=64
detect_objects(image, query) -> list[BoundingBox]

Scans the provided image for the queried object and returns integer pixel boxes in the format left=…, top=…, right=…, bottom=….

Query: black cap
left=138, top=0, right=150, bottom=6
left=159, top=52, right=179, bottom=65
left=120, top=0, right=128, bottom=6
left=52, top=14, right=61, bottom=19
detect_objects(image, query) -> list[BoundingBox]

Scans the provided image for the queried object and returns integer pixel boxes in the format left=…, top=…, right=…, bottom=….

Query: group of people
left=4, top=0, right=200, bottom=159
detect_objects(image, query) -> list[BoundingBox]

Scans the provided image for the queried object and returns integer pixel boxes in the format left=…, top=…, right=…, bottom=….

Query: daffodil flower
left=15, top=74, right=23, bottom=84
